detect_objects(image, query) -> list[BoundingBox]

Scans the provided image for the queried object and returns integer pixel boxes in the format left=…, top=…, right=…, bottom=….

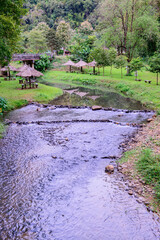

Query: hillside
left=23, top=0, right=99, bottom=31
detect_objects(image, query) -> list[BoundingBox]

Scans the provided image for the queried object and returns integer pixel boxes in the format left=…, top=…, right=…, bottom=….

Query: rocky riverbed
left=0, top=104, right=160, bottom=240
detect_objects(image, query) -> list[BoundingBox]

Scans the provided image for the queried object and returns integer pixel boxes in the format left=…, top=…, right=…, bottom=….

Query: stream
left=0, top=87, right=160, bottom=239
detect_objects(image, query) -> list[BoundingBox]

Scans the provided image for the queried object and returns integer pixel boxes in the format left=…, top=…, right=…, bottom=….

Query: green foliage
left=78, top=21, right=93, bottom=35
left=136, top=149, right=160, bottom=202
left=115, top=55, right=127, bottom=78
left=116, top=83, right=134, bottom=96
left=70, top=35, right=96, bottom=62
left=97, top=0, right=159, bottom=62
left=0, top=97, right=8, bottom=115
left=0, top=0, right=26, bottom=65
left=0, top=123, right=6, bottom=138
left=34, top=54, right=53, bottom=72
left=129, top=57, right=144, bottom=73
left=23, top=0, right=98, bottom=29
left=149, top=52, right=160, bottom=73
left=72, top=78, right=96, bottom=85
left=46, top=29, right=61, bottom=52
left=89, top=47, right=108, bottom=67
left=56, top=20, right=71, bottom=49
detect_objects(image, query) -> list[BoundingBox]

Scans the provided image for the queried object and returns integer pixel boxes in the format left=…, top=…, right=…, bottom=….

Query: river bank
left=119, top=114, right=160, bottom=213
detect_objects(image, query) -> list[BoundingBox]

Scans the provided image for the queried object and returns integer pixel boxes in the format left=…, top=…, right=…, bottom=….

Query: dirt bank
left=119, top=115, right=160, bottom=214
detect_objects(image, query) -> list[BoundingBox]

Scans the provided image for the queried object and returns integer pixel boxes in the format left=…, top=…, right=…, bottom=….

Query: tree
left=27, top=28, right=48, bottom=53
left=78, top=21, right=93, bottom=35
left=149, top=52, right=160, bottom=85
left=129, top=57, right=144, bottom=79
left=56, top=20, right=71, bottom=54
left=97, top=0, right=159, bottom=68
left=107, top=48, right=117, bottom=75
left=0, top=0, right=26, bottom=65
left=89, top=47, right=109, bottom=76
left=115, top=55, right=127, bottom=78
left=70, top=35, right=96, bottom=62
left=46, top=29, right=61, bottom=52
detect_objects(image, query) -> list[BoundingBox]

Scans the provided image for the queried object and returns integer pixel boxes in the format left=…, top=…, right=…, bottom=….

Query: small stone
left=65, top=138, right=69, bottom=141
left=128, top=190, right=133, bottom=195
left=105, top=165, right=114, bottom=174
left=147, top=118, right=153, bottom=122
left=92, top=105, right=102, bottom=111
left=52, top=156, right=57, bottom=159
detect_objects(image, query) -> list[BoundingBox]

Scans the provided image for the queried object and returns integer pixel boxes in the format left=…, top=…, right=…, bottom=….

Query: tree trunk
left=110, top=65, right=112, bottom=75
left=126, top=65, right=131, bottom=75
left=103, top=66, right=104, bottom=76
left=157, top=72, right=159, bottom=85
left=121, top=67, right=123, bottom=79
left=93, top=66, right=95, bottom=75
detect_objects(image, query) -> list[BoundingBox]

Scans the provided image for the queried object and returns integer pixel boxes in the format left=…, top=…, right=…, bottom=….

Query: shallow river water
left=0, top=105, right=160, bottom=240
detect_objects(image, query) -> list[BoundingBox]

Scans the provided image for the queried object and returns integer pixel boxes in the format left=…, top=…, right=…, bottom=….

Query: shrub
left=0, top=97, right=8, bottom=115
left=72, top=78, right=96, bottom=85
left=34, top=54, right=53, bottom=72
left=116, top=83, right=130, bottom=93
left=136, top=149, right=160, bottom=202
left=136, top=149, right=160, bottom=184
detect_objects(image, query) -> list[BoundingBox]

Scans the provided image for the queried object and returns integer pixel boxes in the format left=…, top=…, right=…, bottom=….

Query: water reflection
left=50, top=87, right=146, bottom=110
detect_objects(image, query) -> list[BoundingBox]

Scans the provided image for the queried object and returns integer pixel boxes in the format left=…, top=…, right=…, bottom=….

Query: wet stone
left=105, top=165, right=114, bottom=174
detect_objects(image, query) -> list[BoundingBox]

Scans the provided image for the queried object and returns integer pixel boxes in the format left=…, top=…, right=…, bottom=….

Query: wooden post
left=93, top=66, right=95, bottom=75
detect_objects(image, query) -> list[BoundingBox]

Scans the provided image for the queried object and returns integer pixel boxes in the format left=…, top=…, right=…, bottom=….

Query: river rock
left=105, top=165, right=114, bottom=173
left=128, top=190, right=133, bottom=195
left=92, top=105, right=102, bottom=111
left=147, top=118, right=153, bottom=122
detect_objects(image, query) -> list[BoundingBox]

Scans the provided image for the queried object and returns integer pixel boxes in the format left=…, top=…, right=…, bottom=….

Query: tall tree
left=56, top=20, right=71, bottom=54
left=0, top=0, right=26, bottom=65
left=149, top=52, right=160, bottom=85
left=97, top=0, right=159, bottom=66
left=46, top=29, right=60, bottom=52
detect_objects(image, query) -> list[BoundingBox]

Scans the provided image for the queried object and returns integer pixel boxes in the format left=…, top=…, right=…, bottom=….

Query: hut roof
left=12, top=53, right=54, bottom=61
left=1, top=65, right=18, bottom=71
left=75, top=60, right=88, bottom=67
left=63, top=60, right=75, bottom=66
left=1, top=66, right=8, bottom=71
left=16, top=66, right=43, bottom=77
left=17, top=64, right=29, bottom=72
left=88, top=60, right=97, bottom=67
left=9, top=65, right=18, bottom=71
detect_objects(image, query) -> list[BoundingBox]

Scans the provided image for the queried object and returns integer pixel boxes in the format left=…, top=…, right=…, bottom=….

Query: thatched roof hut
left=74, top=60, right=88, bottom=67
left=88, top=60, right=97, bottom=67
left=63, top=60, right=75, bottom=66
left=1, top=65, right=18, bottom=72
left=16, top=66, right=43, bottom=78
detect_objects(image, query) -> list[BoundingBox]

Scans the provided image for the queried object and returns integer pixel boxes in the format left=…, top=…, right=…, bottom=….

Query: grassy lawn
left=40, top=66, right=160, bottom=111
left=0, top=77, right=63, bottom=110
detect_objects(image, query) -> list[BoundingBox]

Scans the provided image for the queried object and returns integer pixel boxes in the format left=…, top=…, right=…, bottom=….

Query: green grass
left=0, top=122, right=6, bottom=138
left=136, top=149, right=160, bottom=202
left=0, top=78, right=63, bottom=110
left=40, top=66, right=160, bottom=111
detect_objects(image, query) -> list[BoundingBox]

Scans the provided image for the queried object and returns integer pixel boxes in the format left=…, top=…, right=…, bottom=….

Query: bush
left=72, top=78, right=96, bottom=85
left=0, top=97, right=8, bottom=115
left=116, top=83, right=130, bottom=93
left=136, top=149, right=160, bottom=202
left=34, top=54, right=53, bottom=72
